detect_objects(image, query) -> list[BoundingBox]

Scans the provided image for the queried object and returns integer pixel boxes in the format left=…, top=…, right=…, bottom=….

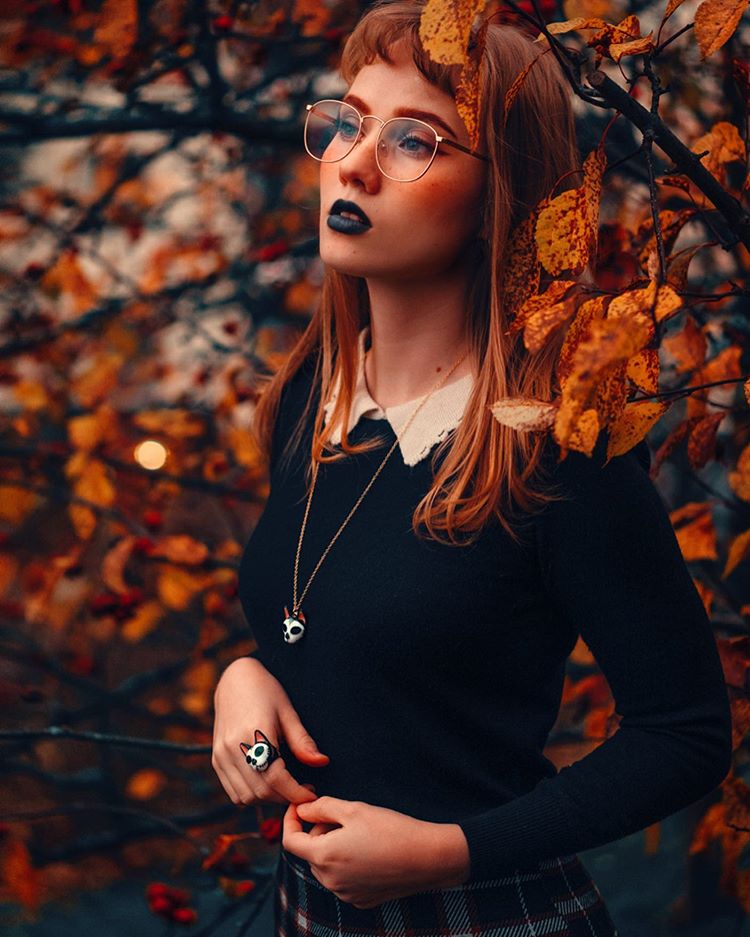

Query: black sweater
left=238, top=355, right=732, bottom=882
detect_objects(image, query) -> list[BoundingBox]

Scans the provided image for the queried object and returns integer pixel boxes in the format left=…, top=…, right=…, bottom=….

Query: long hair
left=252, top=0, right=583, bottom=546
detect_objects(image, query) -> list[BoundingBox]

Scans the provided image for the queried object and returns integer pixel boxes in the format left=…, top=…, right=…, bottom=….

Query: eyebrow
left=341, top=93, right=459, bottom=141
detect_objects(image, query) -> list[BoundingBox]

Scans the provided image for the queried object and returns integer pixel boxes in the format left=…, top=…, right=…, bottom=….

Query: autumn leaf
left=489, top=396, right=558, bottom=431
left=686, top=411, right=725, bottom=469
left=724, top=529, right=750, bottom=579
left=454, top=17, right=488, bottom=151
left=94, top=0, right=138, bottom=59
left=121, top=600, right=163, bottom=643
left=1, top=838, right=41, bottom=913
left=535, top=145, right=606, bottom=277
left=670, top=502, right=718, bottom=561
left=661, top=314, right=707, bottom=373
left=691, top=121, right=747, bottom=183
left=554, top=314, right=651, bottom=447
left=418, top=0, right=486, bottom=64
left=126, top=767, right=167, bottom=800
left=505, top=214, right=542, bottom=324
left=626, top=348, right=660, bottom=394
left=694, top=0, right=750, bottom=58
left=510, top=279, right=577, bottom=335
left=102, top=535, right=138, bottom=594
left=149, top=535, right=209, bottom=565
left=729, top=443, right=750, bottom=501
left=606, top=400, right=669, bottom=459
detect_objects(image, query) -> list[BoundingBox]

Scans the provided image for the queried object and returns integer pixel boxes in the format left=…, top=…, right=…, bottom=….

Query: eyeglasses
left=303, top=98, right=490, bottom=183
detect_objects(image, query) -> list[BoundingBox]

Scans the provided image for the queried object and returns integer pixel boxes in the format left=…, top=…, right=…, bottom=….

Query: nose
left=337, top=115, right=383, bottom=187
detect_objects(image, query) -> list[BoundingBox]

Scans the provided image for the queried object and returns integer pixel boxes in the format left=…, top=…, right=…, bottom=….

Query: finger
left=212, top=760, right=242, bottom=805
left=282, top=801, right=311, bottom=860
left=296, top=796, right=346, bottom=824
left=308, top=822, right=337, bottom=837
left=262, top=758, right=320, bottom=804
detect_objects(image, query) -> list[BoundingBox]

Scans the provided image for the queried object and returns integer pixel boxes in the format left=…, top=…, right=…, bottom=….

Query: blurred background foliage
left=0, top=0, right=748, bottom=934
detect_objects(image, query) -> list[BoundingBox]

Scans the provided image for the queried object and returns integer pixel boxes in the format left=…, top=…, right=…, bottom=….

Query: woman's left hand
left=282, top=795, right=470, bottom=909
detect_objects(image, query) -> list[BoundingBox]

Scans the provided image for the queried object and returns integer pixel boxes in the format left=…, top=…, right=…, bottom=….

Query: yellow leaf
left=0, top=485, right=40, bottom=524
left=157, top=565, right=211, bottom=610
left=610, top=33, right=654, bottom=62
left=729, top=444, right=750, bottom=501
left=73, top=459, right=116, bottom=509
left=94, top=0, right=138, bottom=58
left=40, top=250, right=98, bottom=314
left=511, top=280, right=576, bottom=335
left=691, top=120, right=747, bottom=182
left=567, top=408, right=600, bottom=456
left=524, top=292, right=578, bottom=354
left=535, top=146, right=605, bottom=276
left=608, top=280, right=683, bottom=327
left=126, top=767, right=166, bottom=801
left=68, top=503, right=97, bottom=541
left=101, top=536, right=137, bottom=594
left=418, top=0, right=486, bottom=64
left=149, top=535, right=209, bottom=565
left=12, top=379, right=49, bottom=412
left=489, top=396, right=558, bottom=432
left=71, top=351, right=124, bottom=409
left=694, top=0, right=750, bottom=58
left=134, top=408, right=205, bottom=439
left=606, top=400, right=669, bottom=459
left=121, top=600, right=164, bottom=643
left=555, top=315, right=652, bottom=446
left=723, top=528, right=750, bottom=579
left=671, top=504, right=718, bottom=561
left=626, top=349, right=660, bottom=394
left=504, top=213, right=542, bottom=323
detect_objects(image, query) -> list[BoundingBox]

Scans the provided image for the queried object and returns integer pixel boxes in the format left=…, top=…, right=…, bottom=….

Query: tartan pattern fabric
left=274, top=847, right=620, bottom=937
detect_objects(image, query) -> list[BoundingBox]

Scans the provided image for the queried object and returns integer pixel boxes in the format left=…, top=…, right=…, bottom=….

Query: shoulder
left=539, top=431, right=651, bottom=496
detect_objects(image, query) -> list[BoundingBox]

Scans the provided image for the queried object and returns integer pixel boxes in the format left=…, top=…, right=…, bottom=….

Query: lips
left=329, top=199, right=371, bottom=227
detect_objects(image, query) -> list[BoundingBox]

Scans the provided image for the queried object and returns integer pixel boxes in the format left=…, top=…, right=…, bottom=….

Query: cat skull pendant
left=282, top=605, right=306, bottom=644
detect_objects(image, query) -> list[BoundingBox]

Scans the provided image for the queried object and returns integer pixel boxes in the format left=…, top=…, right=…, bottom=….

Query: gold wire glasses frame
left=303, top=98, right=490, bottom=182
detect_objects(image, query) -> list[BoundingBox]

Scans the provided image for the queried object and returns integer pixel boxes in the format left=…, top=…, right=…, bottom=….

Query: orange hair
left=252, top=0, right=583, bottom=546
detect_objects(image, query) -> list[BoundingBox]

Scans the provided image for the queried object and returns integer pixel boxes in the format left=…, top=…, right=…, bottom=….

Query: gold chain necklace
left=281, top=345, right=469, bottom=644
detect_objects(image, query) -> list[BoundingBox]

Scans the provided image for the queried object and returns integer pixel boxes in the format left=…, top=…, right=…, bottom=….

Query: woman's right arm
left=211, top=656, right=330, bottom=806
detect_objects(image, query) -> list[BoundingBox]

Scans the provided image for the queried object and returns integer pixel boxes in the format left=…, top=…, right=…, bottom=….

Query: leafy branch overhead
left=0, top=0, right=750, bottom=927
left=419, top=0, right=749, bottom=462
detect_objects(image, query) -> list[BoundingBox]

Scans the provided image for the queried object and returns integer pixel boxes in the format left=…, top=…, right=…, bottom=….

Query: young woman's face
left=318, top=42, right=487, bottom=282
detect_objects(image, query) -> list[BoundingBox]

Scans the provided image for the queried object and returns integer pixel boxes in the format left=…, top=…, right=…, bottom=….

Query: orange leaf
left=94, top=0, right=138, bottom=58
left=723, top=528, right=750, bottom=580
left=418, top=0, right=486, bottom=65
left=694, top=0, right=750, bottom=58
left=149, top=535, right=209, bottom=566
left=606, top=400, right=668, bottom=459
left=489, top=396, right=558, bottom=432
left=670, top=502, right=718, bottom=561
left=126, top=768, right=167, bottom=800
left=2, top=838, right=41, bottom=913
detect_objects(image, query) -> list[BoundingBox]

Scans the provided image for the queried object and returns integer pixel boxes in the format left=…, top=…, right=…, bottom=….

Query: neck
left=362, top=276, right=476, bottom=410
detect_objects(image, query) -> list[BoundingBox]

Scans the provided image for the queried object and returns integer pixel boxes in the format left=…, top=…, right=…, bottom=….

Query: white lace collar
left=321, top=326, right=474, bottom=467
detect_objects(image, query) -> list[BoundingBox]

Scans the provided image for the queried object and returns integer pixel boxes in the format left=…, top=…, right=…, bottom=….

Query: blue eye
left=337, top=119, right=359, bottom=139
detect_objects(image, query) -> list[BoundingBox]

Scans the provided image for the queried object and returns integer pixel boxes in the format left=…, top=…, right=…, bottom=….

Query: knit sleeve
left=456, top=435, right=732, bottom=881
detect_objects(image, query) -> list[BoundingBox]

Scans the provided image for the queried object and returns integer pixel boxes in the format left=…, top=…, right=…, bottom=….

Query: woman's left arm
left=454, top=436, right=733, bottom=882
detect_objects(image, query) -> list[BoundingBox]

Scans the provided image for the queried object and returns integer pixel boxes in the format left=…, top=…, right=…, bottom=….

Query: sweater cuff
left=456, top=781, right=589, bottom=881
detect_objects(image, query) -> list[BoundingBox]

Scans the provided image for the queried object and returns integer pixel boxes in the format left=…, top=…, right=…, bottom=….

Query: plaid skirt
left=274, top=847, right=620, bottom=937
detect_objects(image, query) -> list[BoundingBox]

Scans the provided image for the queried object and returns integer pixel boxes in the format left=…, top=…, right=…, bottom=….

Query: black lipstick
left=327, top=198, right=372, bottom=235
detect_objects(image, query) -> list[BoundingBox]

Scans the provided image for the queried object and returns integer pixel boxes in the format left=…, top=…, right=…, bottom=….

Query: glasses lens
left=378, top=118, right=437, bottom=182
left=305, top=101, right=361, bottom=162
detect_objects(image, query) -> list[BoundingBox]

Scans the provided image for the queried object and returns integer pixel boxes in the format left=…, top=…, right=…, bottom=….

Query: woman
left=211, top=1, right=732, bottom=934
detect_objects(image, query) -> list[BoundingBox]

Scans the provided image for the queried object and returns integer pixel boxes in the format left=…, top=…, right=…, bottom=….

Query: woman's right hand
left=211, top=656, right=329, bottom=807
